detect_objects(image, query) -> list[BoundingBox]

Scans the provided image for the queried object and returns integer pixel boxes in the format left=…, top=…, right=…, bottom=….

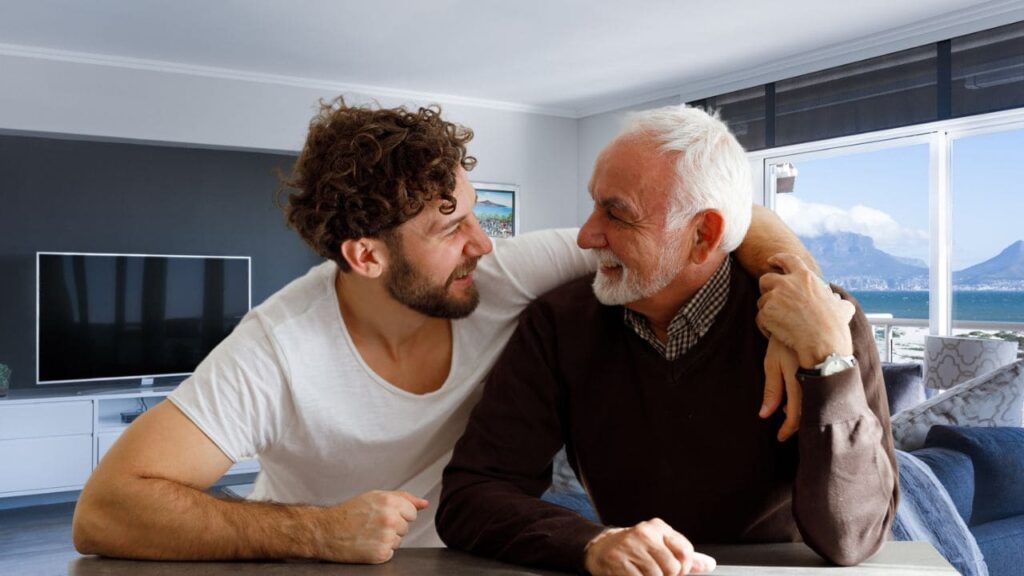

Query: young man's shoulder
left=251, top=260, right=338, bottom=331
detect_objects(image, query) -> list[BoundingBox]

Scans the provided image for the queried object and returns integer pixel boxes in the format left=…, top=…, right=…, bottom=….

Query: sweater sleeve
left=791, top=288, right=899, bottom=566
left=436, top=301, right=606, bottom=573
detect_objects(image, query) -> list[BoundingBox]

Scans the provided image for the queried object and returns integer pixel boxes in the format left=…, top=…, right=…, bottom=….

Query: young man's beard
left=383, top=235, right=481, bottom=319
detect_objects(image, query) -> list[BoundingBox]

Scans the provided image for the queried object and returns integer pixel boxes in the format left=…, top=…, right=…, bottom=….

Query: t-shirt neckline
left=327, top=266, right=459, bottom=399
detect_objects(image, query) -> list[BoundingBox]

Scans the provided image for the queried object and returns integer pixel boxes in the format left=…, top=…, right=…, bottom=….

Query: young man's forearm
left=74, top=476, right=323, bottom=561
left=736, top=205, right=820, bottom=277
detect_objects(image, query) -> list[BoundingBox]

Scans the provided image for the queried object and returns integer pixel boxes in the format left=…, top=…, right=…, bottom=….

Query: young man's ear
left=689, top=209, right=725, bottom=265
left=340, top=237, right=387, bottom=278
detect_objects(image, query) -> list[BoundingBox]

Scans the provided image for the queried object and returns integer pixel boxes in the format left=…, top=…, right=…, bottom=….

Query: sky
left=774, top=128, right=1024, bottom=270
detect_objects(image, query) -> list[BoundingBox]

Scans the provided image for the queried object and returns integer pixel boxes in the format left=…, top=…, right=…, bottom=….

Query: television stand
left=0, top=387, right=259, bottom=501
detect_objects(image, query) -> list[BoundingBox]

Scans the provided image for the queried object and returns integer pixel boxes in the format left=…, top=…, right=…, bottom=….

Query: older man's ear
left=688, top=209, right=726, bottom=265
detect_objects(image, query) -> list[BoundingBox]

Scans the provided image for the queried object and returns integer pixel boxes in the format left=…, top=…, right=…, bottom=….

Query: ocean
left=849, top=290, right=1024, bottom=322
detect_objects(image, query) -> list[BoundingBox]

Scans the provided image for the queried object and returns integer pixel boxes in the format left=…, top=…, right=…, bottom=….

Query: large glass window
left=949, top=126, right=1024, bottom=358
left=770, top=141, right=931, bottom=361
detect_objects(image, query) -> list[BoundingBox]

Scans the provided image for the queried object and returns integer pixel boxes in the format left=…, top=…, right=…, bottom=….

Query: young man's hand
left=756, top=253, right=854, bottom=369
left=316, top=490, right=428, bottom=564
left=583, top=518, right=716, bottom=575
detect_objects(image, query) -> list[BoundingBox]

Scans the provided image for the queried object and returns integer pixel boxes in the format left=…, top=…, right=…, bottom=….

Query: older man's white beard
left=591, top=245, right=684, bottom=306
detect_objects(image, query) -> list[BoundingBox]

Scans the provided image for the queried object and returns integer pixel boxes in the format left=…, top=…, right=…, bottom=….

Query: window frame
left=749, top=105, right=1024, bottom=336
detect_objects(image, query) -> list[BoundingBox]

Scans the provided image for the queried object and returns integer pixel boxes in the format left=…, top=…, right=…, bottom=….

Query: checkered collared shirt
left=623, top=257, right=731, bottom=360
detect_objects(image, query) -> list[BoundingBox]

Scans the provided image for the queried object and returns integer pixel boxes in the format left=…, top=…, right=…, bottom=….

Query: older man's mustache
left=594, top=249, right=626, bottom=270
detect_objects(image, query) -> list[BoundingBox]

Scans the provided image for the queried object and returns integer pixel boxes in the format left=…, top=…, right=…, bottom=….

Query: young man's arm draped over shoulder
left=789, top=291, right=898, bottom=566
left=736, top=205, right=820, bottom=277
left=436, top=300, right=605, bottom=573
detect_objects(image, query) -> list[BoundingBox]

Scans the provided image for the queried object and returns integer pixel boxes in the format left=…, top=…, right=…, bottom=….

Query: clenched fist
left=312, top=490, right=428, bottom=564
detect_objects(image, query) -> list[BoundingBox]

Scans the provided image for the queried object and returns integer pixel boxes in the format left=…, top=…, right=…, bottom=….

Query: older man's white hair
left=621, top=105, right=752, bottom=253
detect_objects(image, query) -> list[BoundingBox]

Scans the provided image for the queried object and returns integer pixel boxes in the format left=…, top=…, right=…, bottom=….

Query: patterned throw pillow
left=891, top=360, right=1024, bottom=451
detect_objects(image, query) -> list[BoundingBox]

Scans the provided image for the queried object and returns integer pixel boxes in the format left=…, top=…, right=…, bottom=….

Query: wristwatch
left=800, top=352, right=857, bottom=377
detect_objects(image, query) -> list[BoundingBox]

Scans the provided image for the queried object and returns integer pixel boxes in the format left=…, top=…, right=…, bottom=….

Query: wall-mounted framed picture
left=473, top=182, right=518, bottom=238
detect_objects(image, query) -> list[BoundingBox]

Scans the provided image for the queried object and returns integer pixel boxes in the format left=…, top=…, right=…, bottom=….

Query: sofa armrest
left=925, top=425, right=1024, bottom=526
left=910, top=446, right=974, bottom=524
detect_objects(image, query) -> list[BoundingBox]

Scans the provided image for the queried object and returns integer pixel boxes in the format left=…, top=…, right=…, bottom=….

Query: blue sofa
left=900, top=425, right=1024, bottom=576
left=883, top=360, right=1024, bottom=576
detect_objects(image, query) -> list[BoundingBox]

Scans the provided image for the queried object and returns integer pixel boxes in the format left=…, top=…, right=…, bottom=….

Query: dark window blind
left=952, top=21, right=1024, bottom=117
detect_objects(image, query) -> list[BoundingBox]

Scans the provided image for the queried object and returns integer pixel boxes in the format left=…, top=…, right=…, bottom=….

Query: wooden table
left=68, top=542, right=957, bottom=575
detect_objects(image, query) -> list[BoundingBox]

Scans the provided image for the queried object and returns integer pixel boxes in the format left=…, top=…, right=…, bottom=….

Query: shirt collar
left=622, top=256, right=732, bottom=360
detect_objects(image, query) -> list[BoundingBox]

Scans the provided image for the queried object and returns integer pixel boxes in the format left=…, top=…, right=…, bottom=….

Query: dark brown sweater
left=437, top=261, right=897, bottom=573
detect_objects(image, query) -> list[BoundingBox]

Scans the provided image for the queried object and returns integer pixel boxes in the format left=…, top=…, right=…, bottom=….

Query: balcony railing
left=865, top=314, right=1024, bottom=362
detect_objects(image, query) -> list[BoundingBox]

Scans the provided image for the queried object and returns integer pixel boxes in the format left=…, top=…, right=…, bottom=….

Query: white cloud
left=776, top=195, right=928, bottom=260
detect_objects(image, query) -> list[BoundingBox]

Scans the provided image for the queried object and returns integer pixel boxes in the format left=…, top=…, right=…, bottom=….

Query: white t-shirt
left=169, top=228, right=594, bottom=546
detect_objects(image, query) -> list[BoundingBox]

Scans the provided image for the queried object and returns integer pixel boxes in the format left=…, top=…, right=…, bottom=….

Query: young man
left=73, top=99, right=816, bottom=564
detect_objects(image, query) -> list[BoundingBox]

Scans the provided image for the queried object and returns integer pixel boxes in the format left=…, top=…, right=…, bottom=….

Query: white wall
left=0, top=52, right=579, bottom=232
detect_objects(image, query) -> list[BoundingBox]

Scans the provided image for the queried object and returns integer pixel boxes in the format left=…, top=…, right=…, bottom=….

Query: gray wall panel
left=0, top=134, right=320, bottom=391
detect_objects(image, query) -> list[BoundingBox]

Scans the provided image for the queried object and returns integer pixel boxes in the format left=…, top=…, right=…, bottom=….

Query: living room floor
left=0, top=502, right=80, bottom=576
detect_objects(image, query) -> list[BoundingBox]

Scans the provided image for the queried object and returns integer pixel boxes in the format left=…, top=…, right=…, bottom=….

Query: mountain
left=800, top=233, right=1024, bottom=290
left=799, top=232, right=927, bottom=290
left=955, top=240, right=1024, bottom=286
left=895, top=255, right=928, bottom=268
left=477, top=199, right=509, bottom=208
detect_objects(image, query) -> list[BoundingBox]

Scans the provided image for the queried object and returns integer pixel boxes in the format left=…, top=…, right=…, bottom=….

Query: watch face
left=822, top=355, right=856, bottom=377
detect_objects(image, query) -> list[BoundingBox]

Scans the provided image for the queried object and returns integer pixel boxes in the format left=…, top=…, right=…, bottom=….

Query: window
left=949, top=126, right=1024, bottom=357
left=768, top=140, right=931, bottom=361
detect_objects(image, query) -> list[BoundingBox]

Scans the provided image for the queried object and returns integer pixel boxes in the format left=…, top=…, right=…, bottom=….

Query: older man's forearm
left=790, top=300, right=898, bottom=566
left=437, top=469, right=605, bottom=572
left=793, top=365, right=897, bottom=565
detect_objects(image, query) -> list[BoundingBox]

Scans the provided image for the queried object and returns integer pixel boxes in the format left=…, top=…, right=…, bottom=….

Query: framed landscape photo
left=473, top=182, right=518, bottom=238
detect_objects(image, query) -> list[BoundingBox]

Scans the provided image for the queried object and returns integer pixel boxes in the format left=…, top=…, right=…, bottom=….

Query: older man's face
left=577, top=135, right=691, bottom=306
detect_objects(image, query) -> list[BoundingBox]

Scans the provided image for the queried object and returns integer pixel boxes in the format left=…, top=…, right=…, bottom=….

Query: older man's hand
left=584, top=519, right=716, bottom=576
left=756, top=253, right=855, bottom=369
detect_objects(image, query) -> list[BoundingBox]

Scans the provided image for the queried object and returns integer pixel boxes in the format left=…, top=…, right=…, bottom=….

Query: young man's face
left=383, top=169, right=494, bottom=318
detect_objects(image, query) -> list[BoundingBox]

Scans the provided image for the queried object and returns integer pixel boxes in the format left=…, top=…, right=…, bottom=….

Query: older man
left=437, top=105, right=897, bottom=575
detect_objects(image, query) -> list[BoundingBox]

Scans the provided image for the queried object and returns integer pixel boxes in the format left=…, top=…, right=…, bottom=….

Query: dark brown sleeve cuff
left=797, top=364, right=871, bottom=425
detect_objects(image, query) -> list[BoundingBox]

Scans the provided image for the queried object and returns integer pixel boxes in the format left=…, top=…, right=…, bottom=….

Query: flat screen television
left=37, top=252, right=251, bottom=385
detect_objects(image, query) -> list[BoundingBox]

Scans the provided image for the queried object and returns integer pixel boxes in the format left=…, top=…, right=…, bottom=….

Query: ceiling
left=0, top=0, right=1021, bottom=117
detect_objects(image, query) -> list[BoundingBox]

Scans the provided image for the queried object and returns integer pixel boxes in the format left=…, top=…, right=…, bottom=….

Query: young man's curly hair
left=282, top=98, right=476, bottom=271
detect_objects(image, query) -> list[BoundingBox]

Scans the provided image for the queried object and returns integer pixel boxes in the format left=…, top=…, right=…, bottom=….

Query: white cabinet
left=0, top=401, right=93, bottom=495
left=96, top=432, right=121, bottom=463
left=0, top=387, right=259, bottom=500
left=0, top=401, right=92, bottom=439
left=0, top=436, right=93, bottom=494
